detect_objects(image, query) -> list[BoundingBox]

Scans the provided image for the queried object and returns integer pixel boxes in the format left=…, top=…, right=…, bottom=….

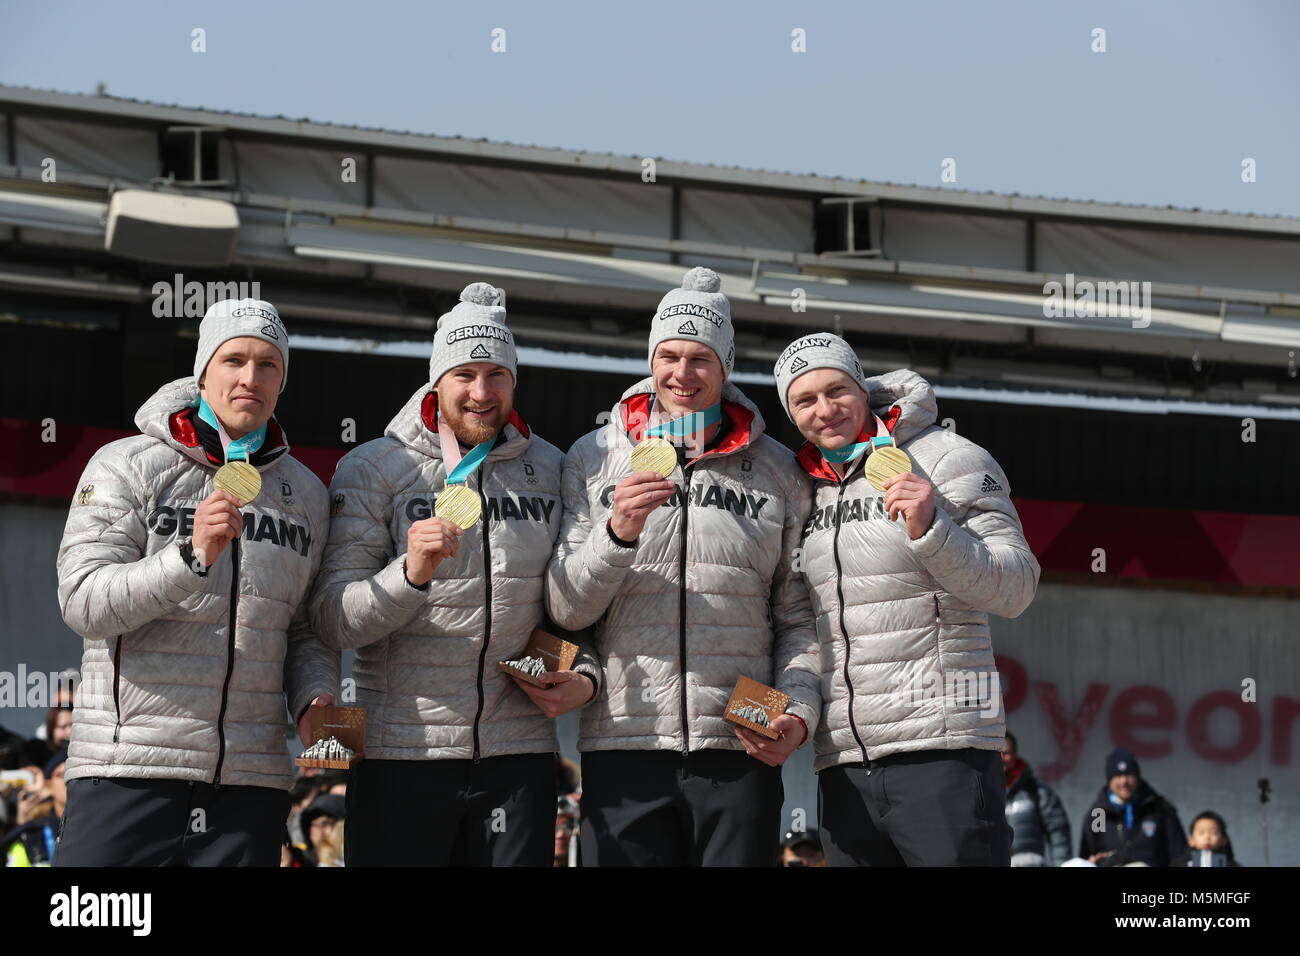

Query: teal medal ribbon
left=821, top=412, right=891, bottom=465
left=645, top=398, right=722, bottom=440
left=197, top=396, right=266, bottom=463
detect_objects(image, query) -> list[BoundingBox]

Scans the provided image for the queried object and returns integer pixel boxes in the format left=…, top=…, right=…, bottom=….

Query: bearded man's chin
left=460, top=424, right=497, bottom=444
left=448, top=409, right=506, bottom=445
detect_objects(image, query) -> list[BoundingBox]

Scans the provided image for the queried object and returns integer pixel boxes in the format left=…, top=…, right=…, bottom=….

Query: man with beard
left=311, top=282, right=599, bottom=866
left=1079, top=747, right=1187, bottom=867
left=546, top=267, right=820, bottom=866
left=774, top=332, right=1039, bottom=866
left=54, top=298, right=337, bottom=866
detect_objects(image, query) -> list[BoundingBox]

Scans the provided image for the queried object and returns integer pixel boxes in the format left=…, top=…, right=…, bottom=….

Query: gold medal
left=630, top=437, right=677, bottom=479
left=214, top=460, right=262, bottom=503
left=435, top=482, right=481, bottom=530
left=864, top=444, right=913, bottom=492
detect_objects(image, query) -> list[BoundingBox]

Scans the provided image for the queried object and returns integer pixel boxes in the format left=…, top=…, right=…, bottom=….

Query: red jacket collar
left=796, top=404, right=902, bottom=484
left=420, top=391, right=530, bottom=440
left=168, top=407, right=286, bottom=465
left=1004, top=756, right=1027, bottom=792
left=620, top=393, right=754, bottom=463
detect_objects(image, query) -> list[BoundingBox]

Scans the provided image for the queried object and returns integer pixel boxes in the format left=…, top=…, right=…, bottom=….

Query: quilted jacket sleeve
left=544, top=436, right=639, bottom=633
left=284, top=478, right=341, bottom=720
left=905, top=441, right=1040, bottom=618
left=1038, top=782, right=1074, bottom=867
left=309, top=446, right=429, bottom=651
left=769, top=466, right=821, bottom=745
left=57, top=446, right=207, bottom=642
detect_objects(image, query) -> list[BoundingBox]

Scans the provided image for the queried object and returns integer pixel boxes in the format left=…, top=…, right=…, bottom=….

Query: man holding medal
left=546, top=267, right=821, bottom=866
left=310, top=282, right=599, bottom=866
left=54, top=298, right=337, bottom=866
left=773, top=332, right=1039, bottom=866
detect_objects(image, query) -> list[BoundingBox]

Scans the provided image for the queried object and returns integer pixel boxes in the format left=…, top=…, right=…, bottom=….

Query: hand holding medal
left=612, top=399, right=706, bottom=542
left=193, top=404, right=262, bottom=568
left=821, top=411, right=934, bottom=539
left=404, top=411, right=487, bottom=587
left=865, top=422, right=935, bottom=539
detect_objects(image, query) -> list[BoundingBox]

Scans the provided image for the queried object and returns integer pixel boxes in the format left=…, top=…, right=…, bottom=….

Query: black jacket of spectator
left=1079, top=781, right=1187, bottom=867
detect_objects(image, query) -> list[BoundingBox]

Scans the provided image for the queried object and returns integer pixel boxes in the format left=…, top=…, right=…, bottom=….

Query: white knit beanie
left=772, top=332, right=868, bottom=421
left=647, top=267, right=735, bottom=377
left=428, top=282, right=518, bottom=385
left=193, top=298, right=289, bottom=393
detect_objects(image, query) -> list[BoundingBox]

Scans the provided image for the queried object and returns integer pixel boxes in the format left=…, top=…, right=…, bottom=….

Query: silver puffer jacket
left=309, top=386, right=594, bottom=761
left=57, top=378, right=337, bottom=790
left=546, top=378, right=821, bottom=753
left=796, top=370, right=1039, bottom=771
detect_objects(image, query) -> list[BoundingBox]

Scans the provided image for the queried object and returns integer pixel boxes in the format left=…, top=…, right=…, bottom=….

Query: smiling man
left=310, top=282, right=598, bottom=867
left=546, top=267, right=820, bottom=867
left=54, top=298, right=337, bottom=866
left=774, top=332, right=1039, bottom=867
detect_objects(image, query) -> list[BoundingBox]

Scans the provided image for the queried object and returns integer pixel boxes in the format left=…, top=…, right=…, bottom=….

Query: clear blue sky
left=3, top=0, right=1297, bottom=217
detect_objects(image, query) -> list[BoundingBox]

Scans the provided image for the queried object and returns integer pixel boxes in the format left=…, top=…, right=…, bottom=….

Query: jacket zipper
left=830, top=462, right=871, bottom=771
left=678, top=465, right=692, bottom=754
left=213, top=537, right=240, bottom=787
left=112, top=637, right=124, bottom=744
left=471, top=476, right=492, bottom=763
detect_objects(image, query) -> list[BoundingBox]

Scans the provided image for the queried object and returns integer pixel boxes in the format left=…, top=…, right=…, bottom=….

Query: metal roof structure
left=4, top=82, right=1300, bottom=409
left=3, top=83, right=1297, bottom=234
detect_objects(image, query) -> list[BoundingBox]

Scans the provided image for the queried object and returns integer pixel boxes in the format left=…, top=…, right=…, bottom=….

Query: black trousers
left=818, top=747, right=1012, bottom=866
left=579, top=749, right=784, bottom=866
left=53, top=776, right=288, bottom=867
left=345, top=754, right=556, bottom=867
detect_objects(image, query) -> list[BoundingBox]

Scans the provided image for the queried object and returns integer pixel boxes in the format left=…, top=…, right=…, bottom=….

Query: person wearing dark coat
left=1078, top=747, right=1186, bottom=867
left=300, top=792, right=346, bottom=866
left=1002, top=733, right=1071, bottom=866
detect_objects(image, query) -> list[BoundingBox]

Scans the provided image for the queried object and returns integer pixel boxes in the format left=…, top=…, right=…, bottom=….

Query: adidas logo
left=980, top=474, right=1003, bottom=493
left=789, top=356, right=808, bottom=373
left=469, top=344, right=492, bottom=359
left=260, top=324, right=279, bottom=340
left=677, top=320, right=699, bottom=335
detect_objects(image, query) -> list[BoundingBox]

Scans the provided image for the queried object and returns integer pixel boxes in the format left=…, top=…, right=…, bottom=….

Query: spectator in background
left=1186, top=810, right=1241, bottom=867
left=0, top=724, right=33, bottom=770
left=32, top=674, right=78, bottom=741
left=316, top=820, right=346, bottom=867
left=280, top=826, right=314, bottom=867
left=1002, top=731, right=1071, bottom=866
left=300, top=793, right=346, bottom=867
left=780, top=829, right=825, bottom=867
left=555, top=794, right=579, bottom=867
left=1079, top=747, right=1186, bottom=867
left=287, top=777, right=324, bottom=847
left=316, top=770, right=349, bottom=796
left=44, top=707, right=73, bottom=753
left=3, top=750, right=67, bottom=866
left=554, top=758, right=582, bottom=866
left=557, top=756, right=581, bottom=800
left=1, top=724, right=50, bottom=777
